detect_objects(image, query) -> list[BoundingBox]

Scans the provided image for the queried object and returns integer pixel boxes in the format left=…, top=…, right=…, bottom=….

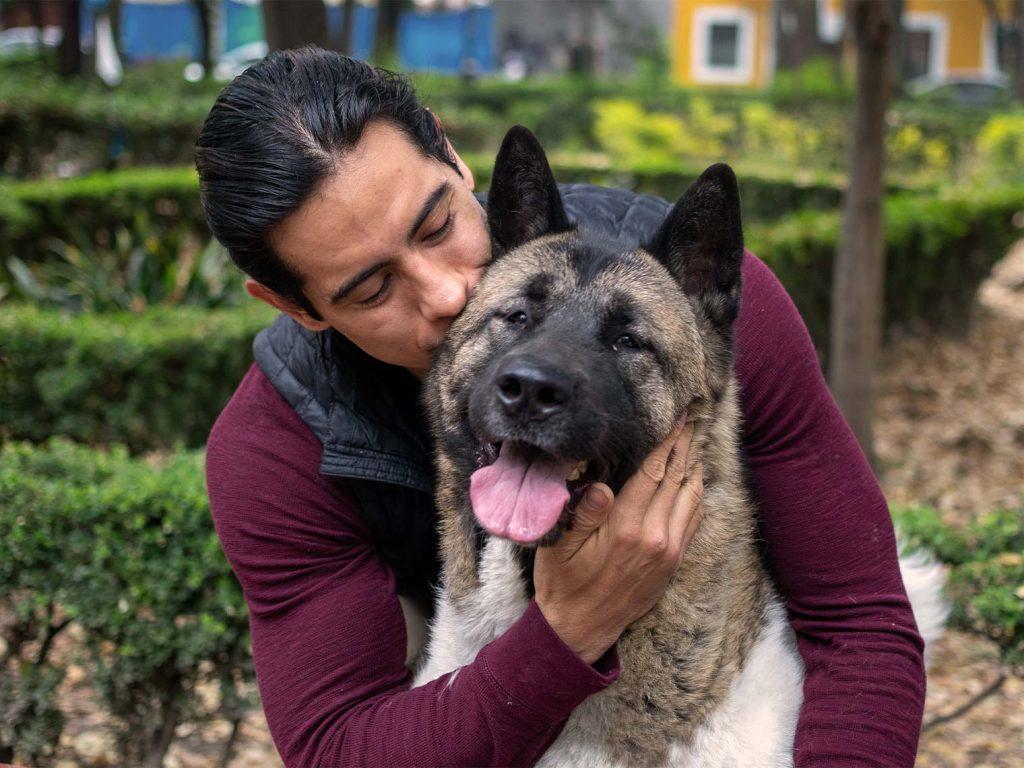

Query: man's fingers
left=559, top=483, right=614, bottom=551
left=614, top=417, right=688, bottom=501
left=663, top=421, right=694, bottom=486
left=640, top=419, right=688, bottom=485
left=615, top=419, right=688, bottom=531
left=639, top=421, right=694, bottom=537
left=668, top=462, right=704, bottom=548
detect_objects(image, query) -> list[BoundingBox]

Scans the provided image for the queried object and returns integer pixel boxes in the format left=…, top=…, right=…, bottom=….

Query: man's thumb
left=565, top=483, right=613, bottom=543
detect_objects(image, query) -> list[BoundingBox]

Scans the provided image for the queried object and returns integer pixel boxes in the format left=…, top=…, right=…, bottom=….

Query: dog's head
left=426, top=126, right=743, bottom=546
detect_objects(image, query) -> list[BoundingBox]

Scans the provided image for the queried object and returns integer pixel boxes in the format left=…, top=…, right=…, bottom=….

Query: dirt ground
left=878, top=241, right=1024, bottom=768
left=35, top=243, right=1024, bottom=767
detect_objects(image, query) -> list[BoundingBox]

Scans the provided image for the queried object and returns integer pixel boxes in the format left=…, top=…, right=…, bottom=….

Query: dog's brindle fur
left=414, top=127, right=801, bottom=766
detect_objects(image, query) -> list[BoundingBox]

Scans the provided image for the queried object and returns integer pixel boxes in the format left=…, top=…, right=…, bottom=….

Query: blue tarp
left=120, top=1, right=201, bottom=61
left=326, top=2, right=376, bottom=62
left=398, top=6, right=493, bottom=74
left=224, top=0, right=264, bottom=52
left=57, top=0, right=495, bottom=73
left=86, top=0, right=262, bottom=62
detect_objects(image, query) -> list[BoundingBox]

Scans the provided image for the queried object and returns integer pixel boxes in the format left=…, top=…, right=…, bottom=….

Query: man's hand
left=534, top=420, right=705, bottom=664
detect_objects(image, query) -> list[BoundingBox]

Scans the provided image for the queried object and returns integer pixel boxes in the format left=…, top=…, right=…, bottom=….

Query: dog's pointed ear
left=487, top=125, right=573, bottom=253
left=645, top=163, right=744, bottom=338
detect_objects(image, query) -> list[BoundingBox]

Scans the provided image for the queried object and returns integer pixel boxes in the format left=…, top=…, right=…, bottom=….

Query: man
left=198, top=48, right=925, bottom=767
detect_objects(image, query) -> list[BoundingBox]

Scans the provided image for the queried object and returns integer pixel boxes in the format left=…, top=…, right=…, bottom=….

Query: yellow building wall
left=672, top=0, right=995, bottom=88
left=825, top=0, right=991, bottom=75
left=906, top=0, right=986, bottom=74
left=672, top=0, right=774, bottom=88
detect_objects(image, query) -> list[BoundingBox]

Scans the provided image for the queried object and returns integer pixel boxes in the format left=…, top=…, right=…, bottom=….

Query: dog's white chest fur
left=413, top=538, right=805, bottom=768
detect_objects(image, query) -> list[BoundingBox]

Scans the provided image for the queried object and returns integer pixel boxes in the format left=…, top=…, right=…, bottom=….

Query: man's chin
left=406, top=365, right=430, bottom=381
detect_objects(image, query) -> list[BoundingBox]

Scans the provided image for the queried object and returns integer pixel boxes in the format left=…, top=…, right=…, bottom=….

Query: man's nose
left=416, top=259, right=471, bottom=323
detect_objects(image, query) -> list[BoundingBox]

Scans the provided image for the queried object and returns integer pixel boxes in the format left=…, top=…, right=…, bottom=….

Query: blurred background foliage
left=0, top=0, right=1022, bottom=765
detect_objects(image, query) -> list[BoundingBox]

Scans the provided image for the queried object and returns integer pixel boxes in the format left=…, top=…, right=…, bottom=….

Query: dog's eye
left=613, top=333, right=642, bottom=351
left=506, top=310, right=529, bottom=325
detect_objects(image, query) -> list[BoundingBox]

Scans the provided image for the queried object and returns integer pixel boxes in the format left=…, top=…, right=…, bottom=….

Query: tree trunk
left=890, top=0, right=906, bottom=94
left=775, top=0, right=828, bottom=69
left=982, top=0, right=1024, bottom=99
left=217, top=716, right=242, bottom=768
left=194, top=0, right=214, bottom=75
left=1010, top=1, right=1024, bottom=99
left=109, top=0, right=122, bottom=56
left=373, top=0, right=405, bottom=64
left=828, top=0, right=896, bottom=468
left=330, top=0, right=353, bottom=55
left=144, top=674, right=183, bottom=768
left=58, top=0, right=83, bottom=77
left=263, top=0, right=329, bottom=53
left=27, top=0, right=44, bottom=57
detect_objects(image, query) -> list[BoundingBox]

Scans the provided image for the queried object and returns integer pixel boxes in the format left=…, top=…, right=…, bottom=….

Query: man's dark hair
left=194, top=47, right=460, bottom=319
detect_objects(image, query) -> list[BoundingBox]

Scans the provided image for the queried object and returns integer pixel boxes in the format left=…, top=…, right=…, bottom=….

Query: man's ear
left=486, top=125, right=573, bottom=253
left=644, top=163, right=744, bottom=338
left=245, top=279, right=332, bottom=332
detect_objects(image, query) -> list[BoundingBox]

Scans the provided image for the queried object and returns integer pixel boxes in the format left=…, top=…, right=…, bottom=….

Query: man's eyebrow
left=330, top=262, right=387, bottom=305
left=408, top=180, right=451, bottom=243
left=329, top=181, right=452, bottom=306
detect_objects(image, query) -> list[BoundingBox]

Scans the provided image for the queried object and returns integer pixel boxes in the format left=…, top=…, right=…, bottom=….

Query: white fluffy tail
left=897, top=547, right=949, bottom=663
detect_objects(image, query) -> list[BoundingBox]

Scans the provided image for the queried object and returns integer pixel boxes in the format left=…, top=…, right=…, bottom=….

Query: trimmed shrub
left=539, top=155, right=851, bottom=222
left=2, top=57, right=997, bottom=182
left=0, top=60, right=220, bottom=177
left=0, top=439, right=252, bottom=766
left=747, top=185, right=1024, bottom=349
left=894, top=505, right=1024, bottom=671
left=6, top=237, right=245, bottom=313
left=0, top=167, right=206, bottom=275
left=0, top=303, right=275, bottom=451
left=0, top=161, right=857, bottom=278
left=973, top=112, right=1024, bottom=184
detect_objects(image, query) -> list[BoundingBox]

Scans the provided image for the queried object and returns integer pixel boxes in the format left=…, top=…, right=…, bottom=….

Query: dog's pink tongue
left=470, top=444, right=574, bottom=543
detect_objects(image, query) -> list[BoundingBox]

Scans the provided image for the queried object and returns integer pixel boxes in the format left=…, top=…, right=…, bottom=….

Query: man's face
left=262, top=120, right=491, bottom=378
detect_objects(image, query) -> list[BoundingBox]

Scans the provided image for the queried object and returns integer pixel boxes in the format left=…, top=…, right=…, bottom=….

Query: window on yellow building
left=903, top=12, right=948, bottom=83
left=709, top=23, right=739, bottom=68
left=691, top=6, right=755, bottom=85
left=905, top=28, right=933, bottom=81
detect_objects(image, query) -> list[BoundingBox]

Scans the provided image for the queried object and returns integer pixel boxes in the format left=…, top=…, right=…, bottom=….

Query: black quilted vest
left=253, top=184, right=671, bottom=611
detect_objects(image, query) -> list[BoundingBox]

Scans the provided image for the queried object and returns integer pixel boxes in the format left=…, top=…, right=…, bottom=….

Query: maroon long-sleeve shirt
left=205, top=253, right=926, bottom=767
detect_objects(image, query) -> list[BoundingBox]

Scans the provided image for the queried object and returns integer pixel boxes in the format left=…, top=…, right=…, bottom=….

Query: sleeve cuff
left=476, top=599, right=620, bottom=724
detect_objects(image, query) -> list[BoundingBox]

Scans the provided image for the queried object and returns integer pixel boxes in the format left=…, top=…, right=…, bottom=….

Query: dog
left=412, top=125, right=945, bottom=767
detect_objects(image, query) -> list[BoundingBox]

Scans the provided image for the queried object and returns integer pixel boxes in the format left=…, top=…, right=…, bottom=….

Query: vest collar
left=253, top=315, right=435, bottom=493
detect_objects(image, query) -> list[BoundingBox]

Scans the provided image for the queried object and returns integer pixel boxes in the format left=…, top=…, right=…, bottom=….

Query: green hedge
left=0, top=303, right=275, bottom=451
left=0, top=439, right=252, bottom=766
left=466, top=152, right=856, bottom=221
left=0, top=438, right=1017, bottom=765
left=0, top=161, right=872, bottom=276
left=1, top=57, right=994, bottom=178
left=895, top=505, right=1024, bottom=671
left=0, top=60, right=218, bottom=176
left=748, top=185, right=1024, bottom=348
left=1, top=186, right=1021, bottom=452
left=0, top=167, right=205, bottom=273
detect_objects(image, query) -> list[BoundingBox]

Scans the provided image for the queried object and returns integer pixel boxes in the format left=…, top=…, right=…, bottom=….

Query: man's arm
left=205, top=365, right=618, bottom=768
left=735, top=254, right=926, bottom=767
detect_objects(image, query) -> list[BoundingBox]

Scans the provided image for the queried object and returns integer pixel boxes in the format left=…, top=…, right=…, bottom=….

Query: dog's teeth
left=566, top=461, right=588, bottom=481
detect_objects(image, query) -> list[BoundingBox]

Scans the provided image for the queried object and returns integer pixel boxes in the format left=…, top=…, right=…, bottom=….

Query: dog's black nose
left=495, top=358, right=572, bottom=420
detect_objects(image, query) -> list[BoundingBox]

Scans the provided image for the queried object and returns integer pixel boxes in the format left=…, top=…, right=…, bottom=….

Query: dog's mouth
left=470, top=440, right=601, bottom=544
